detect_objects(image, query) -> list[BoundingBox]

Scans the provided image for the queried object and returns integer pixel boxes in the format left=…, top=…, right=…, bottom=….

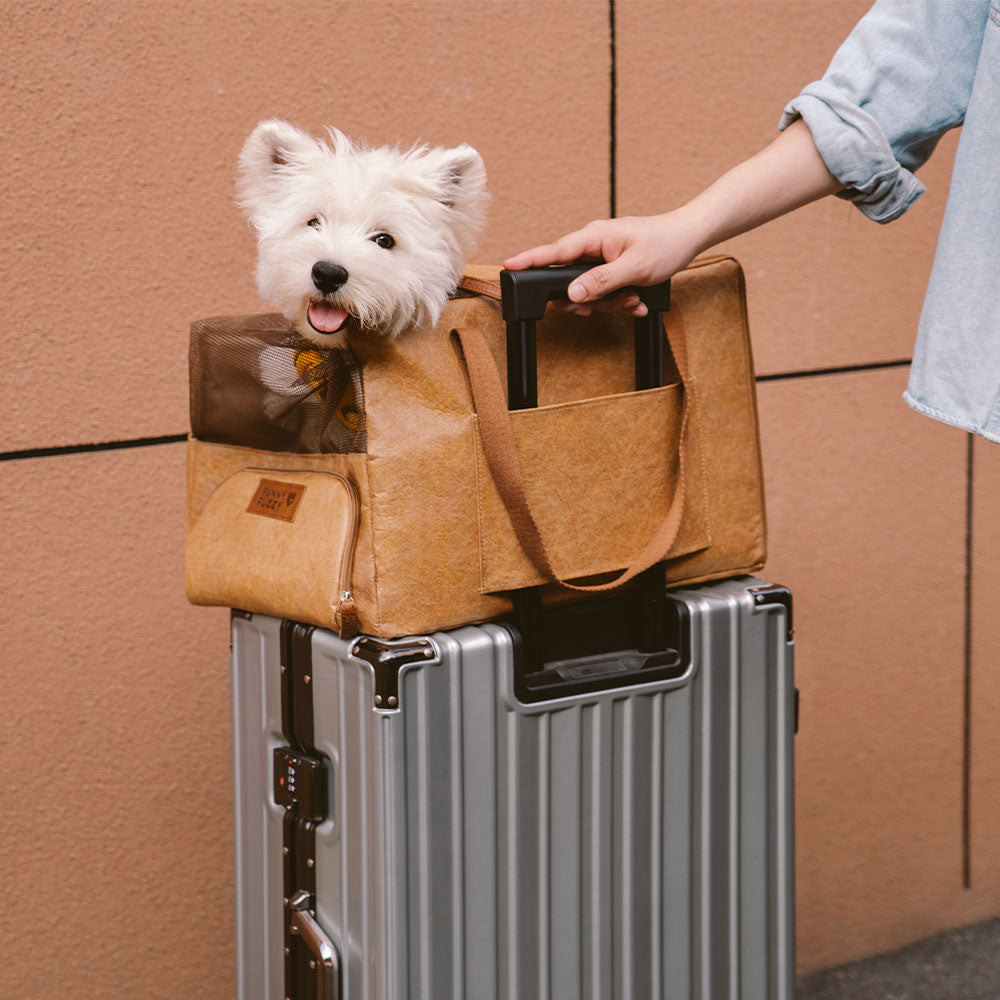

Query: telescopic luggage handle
left=498, top=264, right=672, bottom=407
left=498, top=263, right=669, bottom=319
left=493, top=264, right=681, bottom=699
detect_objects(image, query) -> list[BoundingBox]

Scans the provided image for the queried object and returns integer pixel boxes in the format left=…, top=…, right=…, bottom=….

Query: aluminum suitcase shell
left=230, top=575, right=795, bottom=999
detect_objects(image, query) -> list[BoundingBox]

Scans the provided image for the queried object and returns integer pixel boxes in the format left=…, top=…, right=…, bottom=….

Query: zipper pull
left=338, top=591, right=359, bottom=639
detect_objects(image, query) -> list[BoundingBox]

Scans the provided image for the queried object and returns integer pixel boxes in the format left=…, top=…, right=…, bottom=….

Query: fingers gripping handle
left=498, top=264, right=670, bottom=322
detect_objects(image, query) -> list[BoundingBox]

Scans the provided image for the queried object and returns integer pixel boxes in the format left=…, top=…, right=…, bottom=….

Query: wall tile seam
left=0, top=433, right=188, bottom=463
left=609, top=0, right=617, bottom=220
left=756, top=359, right=911, bottom=383
left=1, top=361, right=915, bottom=459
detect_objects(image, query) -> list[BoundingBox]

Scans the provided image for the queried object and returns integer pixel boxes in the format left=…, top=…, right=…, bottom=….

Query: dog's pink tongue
left=308, top=302, right=348, bottom=334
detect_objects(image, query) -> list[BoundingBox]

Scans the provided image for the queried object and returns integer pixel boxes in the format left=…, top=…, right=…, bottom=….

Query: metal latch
left=289, top=890, right=339, bottom=1000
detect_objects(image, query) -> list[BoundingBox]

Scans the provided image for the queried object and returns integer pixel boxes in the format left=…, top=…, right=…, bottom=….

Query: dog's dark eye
left=372, top=233, right=395, bottom=250
left=307, top=217, right=321, bottom=229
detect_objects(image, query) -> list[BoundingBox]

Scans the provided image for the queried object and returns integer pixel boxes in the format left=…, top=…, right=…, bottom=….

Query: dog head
left=237, top=119, right=487, bottom=342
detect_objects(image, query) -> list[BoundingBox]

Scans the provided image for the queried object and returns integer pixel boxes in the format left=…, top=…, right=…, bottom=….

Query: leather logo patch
left=247, top=478, right=307, bottom=522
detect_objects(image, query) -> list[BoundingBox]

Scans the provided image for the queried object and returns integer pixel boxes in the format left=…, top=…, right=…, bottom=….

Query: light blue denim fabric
left=780, top=0, right=1000, bottom=442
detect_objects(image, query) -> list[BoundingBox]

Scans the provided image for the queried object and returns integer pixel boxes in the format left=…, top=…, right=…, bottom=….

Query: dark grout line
left=609, top=0, right=617, bottom=219
left=963, top=432, right=974, bottom=889
left=608, top=0, right=618, bottom=220
left=0, top=433, right=188, bottom=462
left=3, top=359, right=915, bottom=461
left=756, top=358, right=911, bottom=383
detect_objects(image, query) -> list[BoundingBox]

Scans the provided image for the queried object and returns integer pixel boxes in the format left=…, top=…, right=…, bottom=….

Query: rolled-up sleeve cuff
left=780, top=81, right=926, bottom=223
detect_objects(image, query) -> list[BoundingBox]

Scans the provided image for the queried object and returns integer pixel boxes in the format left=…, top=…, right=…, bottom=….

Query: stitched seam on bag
left=666, top=376, right=712, bottom=556
left=684, top=254, right=736, bottom=273
left=194, top=436, right=345, bottom=461
left=735, top=290, right=768, bottom=544
left=473, top=418, right=540, bottom=591
left=513, top=382, right=683, bottom=419
left=676, top=562, right=765, bottom=589
left=470, top=416, right=491, bottom=594
left=190, top=439, right=297, bottom=521
left=361, top=453, right=384, bottom=634
left=192, top=439, right=360, bottom=516
left=683, top=376, right=714, bottom=551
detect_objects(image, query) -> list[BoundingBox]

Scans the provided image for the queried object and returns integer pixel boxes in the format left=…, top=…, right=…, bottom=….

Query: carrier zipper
left=333, top=475, right=361, bottom=639
left=248, top=466, right=361, bottom=639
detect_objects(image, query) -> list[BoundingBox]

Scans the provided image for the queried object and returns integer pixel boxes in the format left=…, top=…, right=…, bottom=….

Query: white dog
left=237, top=119, right=487, bottom=342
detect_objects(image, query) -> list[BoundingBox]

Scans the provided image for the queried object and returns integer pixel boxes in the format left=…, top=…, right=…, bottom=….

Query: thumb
left=567, top=257, right=634, bottom=303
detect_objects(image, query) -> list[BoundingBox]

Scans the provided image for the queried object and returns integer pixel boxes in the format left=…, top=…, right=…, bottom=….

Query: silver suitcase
left=229, top=574, right=795, bottom=1000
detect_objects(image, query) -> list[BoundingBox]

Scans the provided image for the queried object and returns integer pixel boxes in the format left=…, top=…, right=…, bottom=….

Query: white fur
left=237, top=119, right=487, bottom=342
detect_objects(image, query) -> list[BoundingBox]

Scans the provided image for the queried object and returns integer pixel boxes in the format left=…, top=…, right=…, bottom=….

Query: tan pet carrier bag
left=185, top=258, right=766, bottom=639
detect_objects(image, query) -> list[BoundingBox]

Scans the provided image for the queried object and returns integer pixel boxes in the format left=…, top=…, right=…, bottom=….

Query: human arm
left=505, top=0, right=991, bottom=314
left=503, top=119, right=842, bottom=314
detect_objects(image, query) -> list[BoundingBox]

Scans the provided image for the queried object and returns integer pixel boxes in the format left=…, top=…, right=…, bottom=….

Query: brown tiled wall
left=2, top=1, right=996, bottom=993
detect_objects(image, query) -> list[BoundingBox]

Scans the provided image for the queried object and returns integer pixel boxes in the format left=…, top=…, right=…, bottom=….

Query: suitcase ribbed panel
left=230, top=616, right=289, bottom=1000
left=230, top=576, right=794, bottom=1000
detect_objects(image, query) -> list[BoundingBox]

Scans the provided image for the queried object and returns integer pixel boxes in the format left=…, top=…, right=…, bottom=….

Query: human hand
left=503, top=119, right=843, bottom=318
left=503, top=211, right=702, bottom=317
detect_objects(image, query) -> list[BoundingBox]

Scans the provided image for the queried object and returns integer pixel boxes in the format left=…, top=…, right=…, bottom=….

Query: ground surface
left=797, top=918, right=1000, bottom=999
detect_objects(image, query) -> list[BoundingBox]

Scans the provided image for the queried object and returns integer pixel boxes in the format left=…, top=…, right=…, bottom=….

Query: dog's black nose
left=312, top=261, right=349, bottom=294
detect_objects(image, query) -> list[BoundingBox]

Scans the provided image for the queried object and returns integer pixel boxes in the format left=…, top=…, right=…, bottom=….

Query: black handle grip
left=499, top=265, right=669, bottom=322
left=497, top=264, right=674, bottom=686
left=499, top=264, right=672, bottom=408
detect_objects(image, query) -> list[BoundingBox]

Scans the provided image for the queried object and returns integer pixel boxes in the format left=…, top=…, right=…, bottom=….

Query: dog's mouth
left=307, top=299, right=350, bottom=335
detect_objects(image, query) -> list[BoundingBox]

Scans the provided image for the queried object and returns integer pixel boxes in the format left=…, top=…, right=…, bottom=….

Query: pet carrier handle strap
left=450, top=309, right=691, bottom=593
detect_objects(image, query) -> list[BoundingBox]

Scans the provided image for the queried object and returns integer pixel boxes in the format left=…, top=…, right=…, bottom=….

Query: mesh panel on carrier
left=189, top=313, right=366, bottom=454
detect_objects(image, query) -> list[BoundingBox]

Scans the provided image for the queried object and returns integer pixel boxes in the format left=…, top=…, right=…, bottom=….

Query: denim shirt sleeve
left=779, top=0, right=991, bottom=223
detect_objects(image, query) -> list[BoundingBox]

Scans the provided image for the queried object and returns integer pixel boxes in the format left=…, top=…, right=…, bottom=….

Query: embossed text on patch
left=247, top=478, right=307, bottom=522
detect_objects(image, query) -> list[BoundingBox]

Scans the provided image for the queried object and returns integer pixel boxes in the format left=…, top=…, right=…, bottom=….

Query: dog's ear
left=416, top=145, right=487, bottom=210
left=236, top=119, right=319, bottom=222
left=404, top=144, right=488, bottom=246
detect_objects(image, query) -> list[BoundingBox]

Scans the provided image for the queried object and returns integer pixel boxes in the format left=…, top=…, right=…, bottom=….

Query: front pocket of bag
left=185, top=466, right=360, bottom=633
left=474, top=382, right=711, bottom=593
